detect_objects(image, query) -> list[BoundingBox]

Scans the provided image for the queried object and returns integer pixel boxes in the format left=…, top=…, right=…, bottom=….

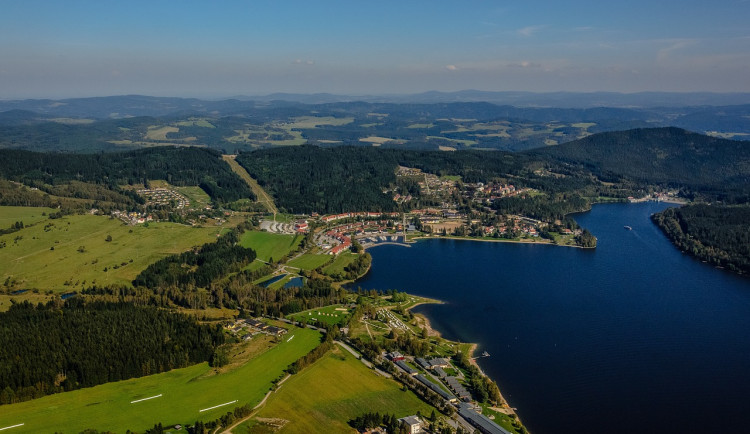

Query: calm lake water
left=351, top=202, right=750, bottom=434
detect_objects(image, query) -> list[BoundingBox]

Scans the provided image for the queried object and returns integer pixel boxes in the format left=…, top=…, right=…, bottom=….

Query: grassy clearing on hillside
left=0, top=206, right=57, bottom=228
left=287, top=253, right=331, bottom=270
left=223, top=155, right=278, bottom=214
left=174, top=186, right=212, bottom=210
left=247, top=346, right=436, bottom=433
left=239, top=231, right=302, bottom=262
left=0, top=327, right=321, bottom=433
left=0, top=213, right=219, bottom=292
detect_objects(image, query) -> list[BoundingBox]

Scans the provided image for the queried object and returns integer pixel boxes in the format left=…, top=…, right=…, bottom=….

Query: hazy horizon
left=2, top=1, right=750, bottom=99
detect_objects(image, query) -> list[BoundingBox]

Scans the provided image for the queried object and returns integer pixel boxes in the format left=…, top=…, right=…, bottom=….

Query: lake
left=351, top=202, right=750, bottom=434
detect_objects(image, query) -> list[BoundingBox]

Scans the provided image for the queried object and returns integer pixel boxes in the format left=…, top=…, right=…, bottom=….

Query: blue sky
left=1, top=0, right=749, bottom=98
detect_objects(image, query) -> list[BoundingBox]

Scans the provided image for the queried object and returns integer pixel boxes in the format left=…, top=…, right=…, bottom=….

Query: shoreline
left=409, top=234, right=592, bottom=249
left=408, top=302, right=521, bottom=422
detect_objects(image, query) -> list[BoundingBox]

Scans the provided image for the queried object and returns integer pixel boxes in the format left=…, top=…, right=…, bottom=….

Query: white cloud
left=445, top=64, right=458, bottom=71
left=508, top=61, right=542, bottom=68
left=517, top=25, right=544, bottom=37
left=293, top=59, right=315, bottom=65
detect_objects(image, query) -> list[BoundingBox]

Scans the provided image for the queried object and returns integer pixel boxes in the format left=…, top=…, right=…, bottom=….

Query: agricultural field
left=284, top=116, right=354, bottom=129
left=243, top=346, right=436, bottom=433
left=0, top=327, right=322, bottom=433
left=288, top=304, right=351, bottom=326
left=0, top=212, right=220, bottom=293
left=287, top=253, right=331, bottom=271
left=239, top=231, right=303, bottom=262
left=145, top=125, right=180, bottom=141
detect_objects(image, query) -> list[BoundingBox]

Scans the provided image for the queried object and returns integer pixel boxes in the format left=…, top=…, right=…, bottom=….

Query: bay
left=351, top=202, right=750, bottom=434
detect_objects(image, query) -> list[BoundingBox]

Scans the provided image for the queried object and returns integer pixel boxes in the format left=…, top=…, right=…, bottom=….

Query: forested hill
left=652, top=205, right=750, bottom=274
left=236, top=146, right=402, bottom=214
left=0, top=147, right=253, bottom=204
left=529, top=127, right=750, bottom=201
left=234, top=146, right=602, bottom=214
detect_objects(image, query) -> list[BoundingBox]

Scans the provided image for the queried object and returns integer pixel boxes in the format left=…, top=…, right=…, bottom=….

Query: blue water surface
left=352, top=202, right=750, bottom=434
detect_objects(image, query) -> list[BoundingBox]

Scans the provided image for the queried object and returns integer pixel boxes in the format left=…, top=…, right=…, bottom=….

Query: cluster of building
left=415, top=357, right=471, bottom=401
left=137, top=188, right=190, bottom=209
left=458, top=403, right=511, bottom=434
left=111, top=210, right=154, bottom=225
left=322, top=229, right=352, bottom=255
left=320, top=211, right=400, bottom=223
left=227, top=318, right=287, bottom=340
left=392, top=193, right=413, bottom=203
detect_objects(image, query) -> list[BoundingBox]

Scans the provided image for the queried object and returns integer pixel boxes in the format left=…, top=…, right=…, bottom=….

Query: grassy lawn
left=322, top=252, right=358, bottom=276
left=248, top=346, right=436, bottom=433
left=239, top=231, right=302, bottom=262
left=287, top=253, right=331, bottom=270
left=0, top=327, right=321, bottom=433
left=0, top=214, right=220, bottom=292
left=0, top=206, right=57, bottom=228
left=288, top=304, right=351, bottom=326
left=480, top=403, right=525, bottom=434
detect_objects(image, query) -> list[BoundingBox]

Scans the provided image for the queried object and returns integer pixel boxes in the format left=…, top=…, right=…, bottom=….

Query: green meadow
left=287, top=253, right=331, bottom=270
left=0, top=211, right=219, bottom=292
left=322, top=252, right=358, bottom=276
left=289, top=304, right=351, bottom=326
left=239, top=231, right=303, bottom=262
left=0, top=206, right=57, bottom=228
left=0, top=327, right=321, bottom=433
left=247, top=346, right=436, bottom=433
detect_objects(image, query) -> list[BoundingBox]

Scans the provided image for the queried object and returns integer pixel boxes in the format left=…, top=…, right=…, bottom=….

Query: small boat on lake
left=624, top=226, right=632, bottom=230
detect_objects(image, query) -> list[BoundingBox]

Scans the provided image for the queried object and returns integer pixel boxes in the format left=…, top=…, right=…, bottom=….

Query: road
left=334, top=341, right=391, bottom=378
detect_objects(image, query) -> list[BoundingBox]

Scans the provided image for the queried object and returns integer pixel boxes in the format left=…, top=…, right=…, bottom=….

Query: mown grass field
left=239, top=231, right=302, bottom=262
left=322, top=252, right=358, bottom=276
left=0, top=327, right=322, bottom=433
left=245, top=345, right=436, bottom=433
left=0, top=206, right=57, bottom=228
left=287, top=253, right=331, bottom=270
left=0, top=212, right=219, bottom=292
left=288, top=304, right=351, bottom=326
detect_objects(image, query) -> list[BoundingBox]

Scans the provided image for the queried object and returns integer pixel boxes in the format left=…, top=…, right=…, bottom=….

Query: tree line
left=652, top=204, right=750, bottom=274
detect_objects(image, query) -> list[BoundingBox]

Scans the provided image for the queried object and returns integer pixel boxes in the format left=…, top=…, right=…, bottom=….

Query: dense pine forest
left=651, top=204, right=750, bottom=274
left=236, top=146, right=402, bottom=214
left=0, top=300, right=224, bottom=404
